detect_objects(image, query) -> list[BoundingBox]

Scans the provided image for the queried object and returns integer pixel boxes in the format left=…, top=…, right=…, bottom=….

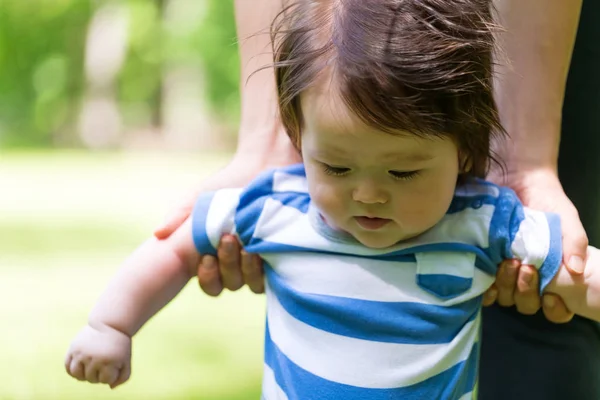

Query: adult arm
left=486, top=0, right=584, bottom=322
left=154, top=0, right=299, bottom=295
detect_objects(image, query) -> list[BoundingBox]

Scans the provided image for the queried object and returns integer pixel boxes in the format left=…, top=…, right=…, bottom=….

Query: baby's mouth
left=354, top=216, right=391, bottom=230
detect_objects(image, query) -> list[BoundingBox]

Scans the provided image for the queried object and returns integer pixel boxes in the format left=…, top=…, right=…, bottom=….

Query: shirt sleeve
left=191, top=188, right=243, bottom=255
left=510, top=208, right=562, bottom=291
left=488, top=187, right=563, bottom=292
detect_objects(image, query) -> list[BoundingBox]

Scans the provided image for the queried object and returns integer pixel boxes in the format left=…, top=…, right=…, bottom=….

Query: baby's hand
left=65, top=324, right=132, bottom=388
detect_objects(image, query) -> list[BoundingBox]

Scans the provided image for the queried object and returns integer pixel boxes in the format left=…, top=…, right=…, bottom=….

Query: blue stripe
left=191, top=191, right=217, bottom=255
left=235, top=169, right=310, bottom=245
left=247, top=240, right=496, bottom=270
left=244, top=239, right=416, bottom=262
left=266, top=265, right=480, bottom=344
left=539, top=212, right=563, bottom=291
left=277, top=163, right=307, bottom=177
left=264, top=322, right=478, bottom=400
left=417, top=275, right=473, bottom=300
left=487, top=186, right=524, bottom=264
left=382, top=242, right=497, bottom=275
left=446, top=194, right=498, bottom=214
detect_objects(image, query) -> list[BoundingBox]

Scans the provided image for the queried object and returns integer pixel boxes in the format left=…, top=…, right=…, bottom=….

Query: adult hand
left=154, top=149, right=299, bottom=296
left=484, top=168, right=585, bottom=323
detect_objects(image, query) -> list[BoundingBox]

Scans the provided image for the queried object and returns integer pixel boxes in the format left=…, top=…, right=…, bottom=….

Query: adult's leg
left=479, top=1, right=600, bottom=399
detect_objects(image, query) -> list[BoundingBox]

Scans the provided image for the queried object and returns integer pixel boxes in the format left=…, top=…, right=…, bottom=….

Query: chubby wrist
left=87, top=317, right=132, bottom=339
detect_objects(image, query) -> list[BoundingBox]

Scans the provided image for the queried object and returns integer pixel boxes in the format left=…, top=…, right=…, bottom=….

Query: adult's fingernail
left=521, top=266, right=534, bottom=284
left=568, top=255, right=584, bottom=274
left=543, top=296, right=556, bottom=309
left=202, top=257, right=217, bottom=270
left=224, top=238, right=235, bottom=251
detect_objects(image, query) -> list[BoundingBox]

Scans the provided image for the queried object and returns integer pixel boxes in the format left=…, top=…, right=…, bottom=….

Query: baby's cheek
left=312, top=184, right=346, bottom=216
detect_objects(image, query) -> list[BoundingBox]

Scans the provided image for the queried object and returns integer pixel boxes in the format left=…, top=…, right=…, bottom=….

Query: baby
left=65, top=0, right=600, bottom=398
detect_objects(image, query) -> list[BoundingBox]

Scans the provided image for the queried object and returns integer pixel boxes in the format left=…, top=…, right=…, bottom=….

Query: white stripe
left=254, top=199, right=330, bottom=248
left=255, top=202, right=495, bottom=256
left=262, top=364, right=289, bottom=400
left=416, top=252, right=476, bottom=279
left=413, top=206, right=494, bottom=249
left=511, top=208, right=550, bottom=268
left=454, top=183, right=500, bottom=198
left=205, top=189, right=242, bottom=248
left=272, top=171, right=309, bottom=193
left=458, top=391, right=474, bottom=400
left=266, top=285, right=481, bottom=389
left=265, top=253, right=495, bottom=305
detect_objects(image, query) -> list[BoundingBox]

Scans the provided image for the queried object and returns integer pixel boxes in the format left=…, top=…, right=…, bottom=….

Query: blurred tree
left=0, top=0, right=92, bottom=147
left=0, top=0, right=240, bottom=149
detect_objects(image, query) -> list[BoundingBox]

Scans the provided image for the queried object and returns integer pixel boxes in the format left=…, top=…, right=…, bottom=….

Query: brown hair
left=270, top=0, right=505, bottom=178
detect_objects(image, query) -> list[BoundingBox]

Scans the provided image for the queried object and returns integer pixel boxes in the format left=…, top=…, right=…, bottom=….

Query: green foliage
left=0, top=0, right=240, bottom=148
left=0, top=0, right=91, bottom=147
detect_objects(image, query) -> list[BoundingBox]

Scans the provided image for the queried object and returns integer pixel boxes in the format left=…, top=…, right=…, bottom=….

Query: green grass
left=0, top=151, right=266, bottom=400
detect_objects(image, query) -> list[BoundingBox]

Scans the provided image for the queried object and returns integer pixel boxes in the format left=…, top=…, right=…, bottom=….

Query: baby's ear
left=458, top=152, right=473, bottom=174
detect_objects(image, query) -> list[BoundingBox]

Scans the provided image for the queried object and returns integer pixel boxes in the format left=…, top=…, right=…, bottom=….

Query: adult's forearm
left=492, top=0, right=582, bottom=174
left=234, top=0, right=298, bottom=163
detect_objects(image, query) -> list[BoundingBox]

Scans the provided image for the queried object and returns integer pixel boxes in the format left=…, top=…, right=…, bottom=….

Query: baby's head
left=271, top=0, right=504, bottom=248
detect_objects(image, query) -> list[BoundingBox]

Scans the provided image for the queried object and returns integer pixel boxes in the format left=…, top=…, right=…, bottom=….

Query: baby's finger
left=241, top=251, right=265, bottom=294
left=542, top=294, right=575, bottom=324
left=513, top=266, right=541, bottom=315
left=84, top=361, right=101, bottom=383
left=198, top=255, right=223, bottom=296
left=98, top=365, right=120, bottom=387
left=64, top=353, right=73, bottom=374
left=110, top=363, right=131, bottom=389
left=69, top=358, right=86, bottom=381
left=496, top=259, right=520, bottom=307
left=218, top=235, right=244, bottom=291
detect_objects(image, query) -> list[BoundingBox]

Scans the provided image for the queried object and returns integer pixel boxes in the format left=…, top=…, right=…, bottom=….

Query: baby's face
left=300, top=88, right=461, bottom=249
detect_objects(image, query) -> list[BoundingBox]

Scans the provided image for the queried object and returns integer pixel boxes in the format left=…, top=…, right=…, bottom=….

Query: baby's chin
left=351, top=233, right=404, bottom=249
left=352, top=229, right=427, bottom=249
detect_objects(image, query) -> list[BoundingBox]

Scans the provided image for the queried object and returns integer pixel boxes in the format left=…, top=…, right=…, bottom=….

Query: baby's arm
left=65, top=218, right=200, bottom=388
left=545, top=247, right=600, bottom=322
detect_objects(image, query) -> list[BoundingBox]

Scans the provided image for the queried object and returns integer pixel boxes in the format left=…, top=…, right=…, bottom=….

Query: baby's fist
left=65, top=324, right=132, bottom=388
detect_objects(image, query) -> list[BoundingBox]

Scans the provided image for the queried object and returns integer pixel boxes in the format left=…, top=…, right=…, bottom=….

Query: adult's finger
left=560, top=205, right=588, bottom=275
left=241, top=251, right=265, bottom=294
left=154, top=208, right=190, bottom=240
left=495, top=259, right=520, bottom=307
left=513, top=265, right=541, bottom=315
left=217, top=235, right=244, bottom=291
left=542, top=294, right=575, bottom=324
left=198, top=255, right=223, bottom=296
left=482, top=284, right=498, bottom=307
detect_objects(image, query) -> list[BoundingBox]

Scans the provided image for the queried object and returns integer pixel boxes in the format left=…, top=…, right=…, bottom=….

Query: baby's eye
left=389, top=170, right=419, bottom=181
left=323, top=164, right=350, bottom=176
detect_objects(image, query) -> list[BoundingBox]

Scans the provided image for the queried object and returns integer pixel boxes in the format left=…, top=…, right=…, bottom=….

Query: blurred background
left=0, top=1, right=266, bottom=399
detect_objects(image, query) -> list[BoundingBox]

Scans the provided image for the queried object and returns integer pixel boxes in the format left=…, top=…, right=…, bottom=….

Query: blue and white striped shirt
left=192, top=164, right=562, bottom=400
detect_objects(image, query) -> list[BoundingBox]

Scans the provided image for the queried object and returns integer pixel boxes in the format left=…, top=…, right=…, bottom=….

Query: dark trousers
left=479, top=1, right=600, bottom=399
